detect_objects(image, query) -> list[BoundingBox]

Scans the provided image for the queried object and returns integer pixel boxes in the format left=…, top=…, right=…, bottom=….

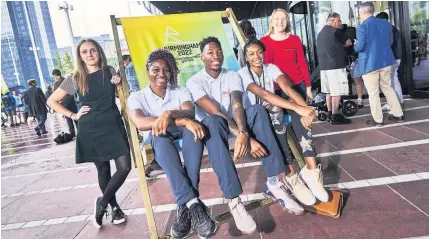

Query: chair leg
left=286, top=124, right=306, bottom=169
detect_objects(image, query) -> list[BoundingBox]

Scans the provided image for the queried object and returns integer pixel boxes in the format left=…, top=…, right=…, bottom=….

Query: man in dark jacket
left=52, top=69, right=78, bottom=137
left=376, top=12, right=404, bottom=111
left=23, top=79, right=48, bottom=136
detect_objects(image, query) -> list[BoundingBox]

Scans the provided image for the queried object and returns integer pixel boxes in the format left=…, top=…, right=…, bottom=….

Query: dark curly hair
left=243, top=38, right=267, bottom=93
left=199, top=36, right=222, bottom=52
left=239, top=20, right=256, bottom=38
left=146, top=49, right=179, bottom=86
left=243, top=37, right=266, bottom=58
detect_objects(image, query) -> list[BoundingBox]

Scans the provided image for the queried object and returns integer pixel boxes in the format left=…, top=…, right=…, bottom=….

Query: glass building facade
left=139, top=1, right=429, bottom=97
left=235, top=1, right=429, bottom=96
left=1, top=1, right=58, bottom=89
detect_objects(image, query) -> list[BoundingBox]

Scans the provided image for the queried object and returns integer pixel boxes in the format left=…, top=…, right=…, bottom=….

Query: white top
left=237, top=64, right=283, bottom=106
left=186, top=68, right=245, bottom=121
left=127, top=85, right=193, bottom=138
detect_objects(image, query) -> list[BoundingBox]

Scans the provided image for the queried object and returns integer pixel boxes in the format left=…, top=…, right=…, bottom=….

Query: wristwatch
left=238, top=130, right=249, bottom=136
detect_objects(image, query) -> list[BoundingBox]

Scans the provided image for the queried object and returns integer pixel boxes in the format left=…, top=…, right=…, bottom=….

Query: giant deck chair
left=110, top=9, right=338, bottom=239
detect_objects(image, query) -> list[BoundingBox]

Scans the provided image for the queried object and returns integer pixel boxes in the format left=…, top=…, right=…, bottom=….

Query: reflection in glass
left=409, top=1, right=429, bottom=90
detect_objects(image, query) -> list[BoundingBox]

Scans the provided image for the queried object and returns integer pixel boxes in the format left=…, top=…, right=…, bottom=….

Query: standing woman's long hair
left=74, top=39, right=108, bottom=95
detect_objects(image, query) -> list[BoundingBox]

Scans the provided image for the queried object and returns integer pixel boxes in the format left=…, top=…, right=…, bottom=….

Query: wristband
left=238, top=130, right=249, bottom=136
left=69, top=112, right=74, bottom=118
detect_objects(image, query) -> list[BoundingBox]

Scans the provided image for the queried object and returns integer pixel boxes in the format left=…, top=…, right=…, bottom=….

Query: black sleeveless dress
left=75, top=69, right=129, bottom=164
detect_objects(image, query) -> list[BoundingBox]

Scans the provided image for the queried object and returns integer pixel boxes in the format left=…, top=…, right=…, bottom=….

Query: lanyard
left=252, top=69, right=265, bottom=105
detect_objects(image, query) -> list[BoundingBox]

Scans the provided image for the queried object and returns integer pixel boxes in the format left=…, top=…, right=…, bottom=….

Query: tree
left=107, top=57, right=119, bottom=71
left=54, top=53, right=74, bottom=76
left=62, top=53, right=74, bottom=75
left=411, top=8, right=428, bottom=35
left=54, top=54, right=65, bottom=73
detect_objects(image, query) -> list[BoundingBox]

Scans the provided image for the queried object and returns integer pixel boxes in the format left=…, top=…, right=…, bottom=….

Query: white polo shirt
left=186, top=68, right=245, bottom=121
left=237, top=64, right=283, bottom=106
left=127, top=85, right=193, bottom=138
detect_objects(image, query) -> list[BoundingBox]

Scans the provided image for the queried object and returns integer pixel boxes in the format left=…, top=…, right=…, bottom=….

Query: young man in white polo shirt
left=186, top=37, right=304, bottom=234
left=127, top=49, right=216, bottom=239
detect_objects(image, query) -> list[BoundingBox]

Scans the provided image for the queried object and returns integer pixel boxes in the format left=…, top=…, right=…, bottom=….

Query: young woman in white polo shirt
left=238, top=38, right=329, bottom=205
left=127, top=49, right=216, bottom=239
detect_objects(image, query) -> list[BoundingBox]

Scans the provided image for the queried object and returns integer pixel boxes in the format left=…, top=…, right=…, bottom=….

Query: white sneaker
left=300, top=164, right=329, bottom=202
left=266, top=177, right=305, bottom=215
left=228, top=197, right=257, bottom=234
left=381, top=103, right=390, bottom=112
left=284, top=173, right=316, bottom=206
left=357, top=99, right=363, bottom=105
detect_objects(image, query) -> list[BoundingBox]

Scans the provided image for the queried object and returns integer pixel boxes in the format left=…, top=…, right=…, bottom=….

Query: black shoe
left=41, top=130, right=48, bottom=135
left=366, top=119, right=384, bottom=127
left=190, top=202, right=216, bottom=238
left=327, top=112, right=333, bottom=122
left=93, top=197, right=108, bottom=228
left=331, top=114, right=352, bottom=125
left=145, top=161, right=164, bottom=179
left=170, top=205, right=191, bottom=239
left=387, top=114, right=405, bottom=123
left=34, top=127, right=41, bottom=136
left=111, top=207, right=126, bottom=225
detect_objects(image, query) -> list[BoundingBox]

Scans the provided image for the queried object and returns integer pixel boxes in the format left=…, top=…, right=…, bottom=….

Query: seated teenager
left=186, top=37, right=305, bottom=234
left=127, top=49, right=216, bottom=239
left=237, top=38, right=329, bottom=204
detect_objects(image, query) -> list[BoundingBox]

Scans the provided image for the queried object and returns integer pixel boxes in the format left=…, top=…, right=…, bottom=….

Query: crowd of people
left=1, top=83, right=50, bottom=133
left=4, top=2, right=402, bottom=239
left=1, top=90, right=25, bottom=127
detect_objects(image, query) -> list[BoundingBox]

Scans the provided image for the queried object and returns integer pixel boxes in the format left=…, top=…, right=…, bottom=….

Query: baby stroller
left=310, top=55, right=360, bottom=122
left=310, top=92, right=358, bottom=121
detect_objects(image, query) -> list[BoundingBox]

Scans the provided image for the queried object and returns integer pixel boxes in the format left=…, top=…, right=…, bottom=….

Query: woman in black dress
left=47, top=39, right=131, bottom=228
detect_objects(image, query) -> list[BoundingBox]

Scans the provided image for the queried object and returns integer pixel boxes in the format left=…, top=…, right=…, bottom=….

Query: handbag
left=302, top=188, right=346, bottom=219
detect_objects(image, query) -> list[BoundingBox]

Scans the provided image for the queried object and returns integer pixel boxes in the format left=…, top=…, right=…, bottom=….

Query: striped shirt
left=59, top=74, right=78, bottom=96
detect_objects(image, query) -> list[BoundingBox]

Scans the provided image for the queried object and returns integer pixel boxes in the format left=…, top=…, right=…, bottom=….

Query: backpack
left=54, top=132, right=74, bottom=144
left=1, top=94, right=13, bottom=108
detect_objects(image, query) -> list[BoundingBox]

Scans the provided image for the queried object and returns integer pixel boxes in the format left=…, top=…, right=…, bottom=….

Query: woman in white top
left=238, top=38, right=329, bottom=205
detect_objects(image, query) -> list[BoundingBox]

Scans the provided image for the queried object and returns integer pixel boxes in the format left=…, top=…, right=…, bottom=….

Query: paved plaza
left=1, top=97, right=429, bottom=239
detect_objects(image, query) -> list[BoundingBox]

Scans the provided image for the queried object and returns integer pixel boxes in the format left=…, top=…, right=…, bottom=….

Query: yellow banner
left=121, top=11, right=239, bottom=88
left=1, top=75, right=9, bottom=94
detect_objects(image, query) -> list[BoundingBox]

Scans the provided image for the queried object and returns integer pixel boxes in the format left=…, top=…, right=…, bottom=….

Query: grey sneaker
left=170, top=205, right=191, bottom=238
left=190, top=202, right=216, bottom=238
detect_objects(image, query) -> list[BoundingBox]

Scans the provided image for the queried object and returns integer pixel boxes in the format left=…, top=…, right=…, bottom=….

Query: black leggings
left=94, top=154, right=131, bottom=208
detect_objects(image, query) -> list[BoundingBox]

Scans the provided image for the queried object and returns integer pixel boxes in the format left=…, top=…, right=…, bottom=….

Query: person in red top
left=261, top=8, right=313, bottom=103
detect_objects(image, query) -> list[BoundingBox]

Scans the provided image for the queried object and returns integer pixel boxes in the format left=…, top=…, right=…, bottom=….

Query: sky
left=48, top=0, right=152, bottom=48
